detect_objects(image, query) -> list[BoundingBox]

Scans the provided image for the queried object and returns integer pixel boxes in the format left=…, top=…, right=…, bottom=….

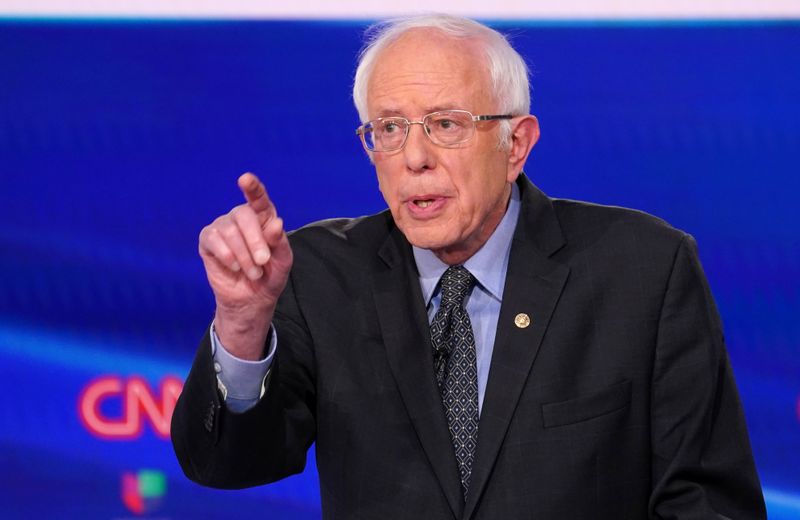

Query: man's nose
left=403, top=121, right=436, bottom=172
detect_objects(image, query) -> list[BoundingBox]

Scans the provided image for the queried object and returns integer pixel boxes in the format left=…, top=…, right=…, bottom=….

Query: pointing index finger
left=238, top=172, right=275, bottom=222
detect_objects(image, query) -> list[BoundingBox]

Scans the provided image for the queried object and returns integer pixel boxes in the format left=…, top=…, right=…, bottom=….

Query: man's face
left=366, top=30, right=524, bottom=265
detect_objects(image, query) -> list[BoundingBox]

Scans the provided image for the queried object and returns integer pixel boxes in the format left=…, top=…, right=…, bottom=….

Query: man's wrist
left=213, top=305, right=272, bottom=360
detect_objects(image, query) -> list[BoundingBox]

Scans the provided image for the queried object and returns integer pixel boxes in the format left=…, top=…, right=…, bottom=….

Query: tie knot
left=439, top=265, right=475, bottom=308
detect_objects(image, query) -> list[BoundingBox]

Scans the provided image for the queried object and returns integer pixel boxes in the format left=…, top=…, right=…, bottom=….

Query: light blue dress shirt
left=210, top=323, right=276, bottom=412
left=213, top=183, right=520, bottom=414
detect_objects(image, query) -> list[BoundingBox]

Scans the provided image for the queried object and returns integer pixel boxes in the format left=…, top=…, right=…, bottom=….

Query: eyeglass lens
left=364, top=111, right=475, bottom=151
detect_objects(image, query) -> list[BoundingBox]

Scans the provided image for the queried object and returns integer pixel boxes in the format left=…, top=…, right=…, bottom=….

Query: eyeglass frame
left=355, top=110, right=514, bottom=152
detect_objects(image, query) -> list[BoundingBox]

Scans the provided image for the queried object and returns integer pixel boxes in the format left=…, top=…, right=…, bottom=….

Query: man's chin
left=396, top=218, right=464, bottom=254
left=402, top=231, right=451, bottom=252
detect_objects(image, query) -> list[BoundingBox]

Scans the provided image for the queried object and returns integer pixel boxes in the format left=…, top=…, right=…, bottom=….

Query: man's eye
left=382, top=121, right=402, bottom=133
left=435, top=118, right=460, bottom=131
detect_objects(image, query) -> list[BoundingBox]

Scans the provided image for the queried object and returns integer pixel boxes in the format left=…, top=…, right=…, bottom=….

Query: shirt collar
left=413, top=182, right=521, bottom=305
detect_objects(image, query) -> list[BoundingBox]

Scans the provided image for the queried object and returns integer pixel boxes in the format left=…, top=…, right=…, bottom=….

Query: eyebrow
left=374, top=109, right=405, bottom=118
left=374, top=104, right=466, bottom=119
left=425, top=104, right=462, bottom=113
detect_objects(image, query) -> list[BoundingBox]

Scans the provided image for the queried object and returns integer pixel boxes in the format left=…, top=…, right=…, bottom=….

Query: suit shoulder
left=547, top=199, right=701, bottom=302
left=287, top=210, right=393, bottom=254
left=551, top=198, right=688, bottom=247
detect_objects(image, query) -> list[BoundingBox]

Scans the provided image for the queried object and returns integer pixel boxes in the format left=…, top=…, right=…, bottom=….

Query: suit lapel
left=372, top=226, right=465, bottom=520
left=463, top=177, right=570, bottom=520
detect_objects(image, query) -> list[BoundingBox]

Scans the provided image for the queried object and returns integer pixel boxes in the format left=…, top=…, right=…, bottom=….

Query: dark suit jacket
left=172, top=175, right=765, bottom=519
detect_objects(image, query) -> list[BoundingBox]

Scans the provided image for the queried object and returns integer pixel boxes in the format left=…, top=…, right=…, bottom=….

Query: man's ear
left=506, top=115, right=540, bottom=183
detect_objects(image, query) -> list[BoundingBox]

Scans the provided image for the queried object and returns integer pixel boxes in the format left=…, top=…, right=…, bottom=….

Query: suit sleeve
left=648, top=235, right=766, bottom=519
left=170, top=270, right=317, bottom=489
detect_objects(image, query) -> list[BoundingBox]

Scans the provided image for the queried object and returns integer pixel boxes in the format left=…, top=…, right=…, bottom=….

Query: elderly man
left=171, top=14, right=765, bottom=519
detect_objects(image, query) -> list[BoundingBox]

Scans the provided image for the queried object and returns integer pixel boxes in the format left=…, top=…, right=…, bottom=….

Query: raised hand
left=198, top=173, right=293, bottom=360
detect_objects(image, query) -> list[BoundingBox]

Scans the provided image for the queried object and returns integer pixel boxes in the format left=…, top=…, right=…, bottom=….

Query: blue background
left=1, top=19, right=798, bottom=518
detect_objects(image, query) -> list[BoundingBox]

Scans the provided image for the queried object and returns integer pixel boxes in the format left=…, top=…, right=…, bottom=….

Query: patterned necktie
left=430, top=265, right=479, bottom=499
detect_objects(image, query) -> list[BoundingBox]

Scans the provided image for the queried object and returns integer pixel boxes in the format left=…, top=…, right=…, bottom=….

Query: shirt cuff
left=210, top=321, right=276, bottom=412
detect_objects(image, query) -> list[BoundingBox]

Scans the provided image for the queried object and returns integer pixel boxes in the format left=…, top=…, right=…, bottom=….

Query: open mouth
left=406, top=196, right=445, bottom=217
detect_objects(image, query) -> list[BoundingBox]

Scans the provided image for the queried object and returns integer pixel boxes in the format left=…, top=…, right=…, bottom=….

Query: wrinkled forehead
left=366, top=29, right=494, bottom=116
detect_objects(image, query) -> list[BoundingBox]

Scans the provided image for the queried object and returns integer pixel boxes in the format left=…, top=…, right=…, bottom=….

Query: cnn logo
left=78, top=376, right=183, bottom=440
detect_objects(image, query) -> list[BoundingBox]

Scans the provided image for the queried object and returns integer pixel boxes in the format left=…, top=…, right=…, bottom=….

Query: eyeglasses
left=355, top=110, right=513, bottom=152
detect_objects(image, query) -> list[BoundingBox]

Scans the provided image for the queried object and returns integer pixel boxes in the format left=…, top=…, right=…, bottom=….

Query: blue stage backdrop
left=1, top=19, right=798, bottom=519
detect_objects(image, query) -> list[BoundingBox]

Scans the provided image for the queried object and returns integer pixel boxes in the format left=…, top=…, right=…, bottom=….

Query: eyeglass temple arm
left=472, top=114, right=514, bottom=122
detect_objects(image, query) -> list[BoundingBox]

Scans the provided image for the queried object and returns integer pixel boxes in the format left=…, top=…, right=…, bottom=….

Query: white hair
left=352, top=14, right=531, bottom=149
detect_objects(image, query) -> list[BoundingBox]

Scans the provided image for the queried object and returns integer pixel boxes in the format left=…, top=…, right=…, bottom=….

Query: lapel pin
left=514, top=313, right=531, bottom=328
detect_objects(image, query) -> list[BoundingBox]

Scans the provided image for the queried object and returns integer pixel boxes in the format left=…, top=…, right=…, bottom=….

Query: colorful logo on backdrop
left=122, top=469, right=167, bottom=515
left=78, top=375, right=183, bottom=440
